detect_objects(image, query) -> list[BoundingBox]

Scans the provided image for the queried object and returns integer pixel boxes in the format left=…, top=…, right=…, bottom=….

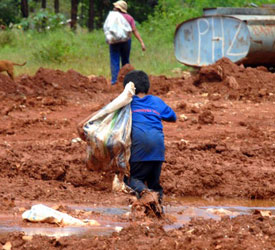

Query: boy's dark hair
left=123, top=70, right=150, bottom=95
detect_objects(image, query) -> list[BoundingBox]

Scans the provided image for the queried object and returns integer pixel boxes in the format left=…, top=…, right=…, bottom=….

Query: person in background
left=123, top=70, right=177, bottom=212
left=109, top=0, right=146, bottom=85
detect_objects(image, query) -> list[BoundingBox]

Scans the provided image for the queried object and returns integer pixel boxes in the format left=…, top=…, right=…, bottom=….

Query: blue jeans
left=109, top=39, right=131, bottom=84
left=125, top=161, right=163, bottom=200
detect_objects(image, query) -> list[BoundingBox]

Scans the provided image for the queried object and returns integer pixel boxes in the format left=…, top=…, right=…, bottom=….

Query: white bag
left=83, top=82, right=135, bottom=176
left=22, top=204, right=100, bottom=226
left=103, top=11, right=132, bottom=44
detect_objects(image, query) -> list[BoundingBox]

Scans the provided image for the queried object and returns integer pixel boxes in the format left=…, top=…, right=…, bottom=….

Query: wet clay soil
left=0, top=58, right=275, bottom=249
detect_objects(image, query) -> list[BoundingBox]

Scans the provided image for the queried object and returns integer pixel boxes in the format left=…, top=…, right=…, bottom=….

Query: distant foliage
left=0, top=0, right=273, bottom=30
left=16, top=9, right=67, bottom=31
left=77, top=0, right=158, bottom=29
left=127, top=0, right=158, bottom=24
left=143, top=0, right=274, bottom=33
left=184, top=0, right=274, bottom=9
left=0, top=0, right=20, bottom=26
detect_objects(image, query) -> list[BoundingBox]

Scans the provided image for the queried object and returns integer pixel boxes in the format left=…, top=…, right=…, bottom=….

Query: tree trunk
left=42, top=0, right=46, bottom=9
left=54, top=0, right=60, bottom=13
left=71, top=0, right=78, bottom=30
left=87, top=0, right=94, bottom=32
left=79, top=0, right=85, bottom=27
left=97, top=0, right=103, bottom=29
left=21, top=0, right=29, bottom=18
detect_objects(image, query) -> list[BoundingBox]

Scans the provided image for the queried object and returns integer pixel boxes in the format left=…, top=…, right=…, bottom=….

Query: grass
left=0, top=24, right=188, bottom=80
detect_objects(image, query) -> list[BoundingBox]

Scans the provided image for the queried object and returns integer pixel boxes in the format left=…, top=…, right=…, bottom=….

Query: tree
left=87, top=0, right=94, bottom=31
left=71, top=0, right=79, bottom=30
left=54, top=0, right=60, bottom=13
left=21, top=0, right=29, bottom=18
left=42, top=0, right=46, bottom=9
left=127, top=0, right=158, bottom=24
left=96, top=0, right=110, bottom=29
left=0, top=0, right=20, bottom=25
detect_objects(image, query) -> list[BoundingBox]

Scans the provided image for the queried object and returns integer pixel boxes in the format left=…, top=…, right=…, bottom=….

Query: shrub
left=32, top=32, right=75, bottom=63
left=16, top=9, right=67, bottom=32
left=0, top=30, right=15, bottom=47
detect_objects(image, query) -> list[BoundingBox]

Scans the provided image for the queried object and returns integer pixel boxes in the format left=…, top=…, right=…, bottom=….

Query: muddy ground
left=0, top=58, right=274, bottom=249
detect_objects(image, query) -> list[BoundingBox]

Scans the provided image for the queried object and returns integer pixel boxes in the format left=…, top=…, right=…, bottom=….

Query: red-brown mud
left=0, top=58, right=275, bottom=248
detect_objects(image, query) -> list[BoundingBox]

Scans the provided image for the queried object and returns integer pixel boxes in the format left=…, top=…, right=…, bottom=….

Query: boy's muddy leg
left=127, top=161, right=148, bottom=197
left=131, top=189, right=163, bottom=218
left=146, top=161, right=163, bottom=202
left=128, top=161, right=164, bottom=217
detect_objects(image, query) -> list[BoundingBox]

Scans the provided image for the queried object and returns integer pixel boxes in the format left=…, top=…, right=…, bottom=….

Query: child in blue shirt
left=123, top=70, right=176, bottom=206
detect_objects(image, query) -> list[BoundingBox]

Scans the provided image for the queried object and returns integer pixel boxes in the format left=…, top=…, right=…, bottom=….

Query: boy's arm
left=161, top=106, right=177, bottom=122
left=158, top=99, right=177, bottom=122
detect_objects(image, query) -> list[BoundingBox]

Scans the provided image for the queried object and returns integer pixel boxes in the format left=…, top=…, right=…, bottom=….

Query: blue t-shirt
left=130, top=95, right=176, bottom=162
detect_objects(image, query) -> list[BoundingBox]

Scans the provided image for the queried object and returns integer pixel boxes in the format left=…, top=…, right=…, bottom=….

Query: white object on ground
left=206, top=208, right=239, bottom=217
left=71, top=137, right=82, bottom=143
left=112, top=174, right=127, bottom=192
left=2, top=242, right=11, bottom=250
left=115, top=226, right=123, bottom=232
left=179, top=114, right=188, bottom=121
left=22, top=204, right=100, bottom=226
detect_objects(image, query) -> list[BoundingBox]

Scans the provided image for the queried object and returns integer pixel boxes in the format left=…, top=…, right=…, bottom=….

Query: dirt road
left=0, top=58, right=274, bottom=249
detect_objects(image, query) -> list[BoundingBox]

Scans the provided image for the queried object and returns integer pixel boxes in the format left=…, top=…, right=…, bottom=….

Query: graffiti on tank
left=197, top=17, right=247, bottom=64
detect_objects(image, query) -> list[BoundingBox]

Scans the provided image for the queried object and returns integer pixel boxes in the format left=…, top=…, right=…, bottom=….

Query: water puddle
left=0, top=224, right=115, bottom=237
left=0, top=214, right=126, bottom=237
left=163, top=197, right=275, bottom=231
left=70, top=205, right=130, bottom=216
left=163, top=205, right=275, bottom=231
left=1, top=198, right=275, bottom=237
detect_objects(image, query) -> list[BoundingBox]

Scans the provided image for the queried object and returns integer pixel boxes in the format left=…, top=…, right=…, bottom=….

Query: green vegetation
left=0, top=0, right=20, bottom=25
left=0, top=0, right=273, bottom=79
left=17, top=9, right=67, bottom=31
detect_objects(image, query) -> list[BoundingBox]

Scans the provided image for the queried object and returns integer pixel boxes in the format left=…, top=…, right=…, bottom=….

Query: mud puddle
left=164, top=197, right=275, bottom=230
left=1, top=198, right=275, bottom=237
left=164, top=204, right=275, bottom=231
left=0, top=213, right=126, bottom=237
left=0, top=224, right=117, bottom=237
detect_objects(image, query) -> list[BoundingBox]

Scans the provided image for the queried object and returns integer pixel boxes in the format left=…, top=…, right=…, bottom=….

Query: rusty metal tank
left=174, top=7, right=275, bottom=67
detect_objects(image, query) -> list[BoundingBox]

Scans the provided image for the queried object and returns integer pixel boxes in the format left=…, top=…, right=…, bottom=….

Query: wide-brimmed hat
left=113, top=1, right=127, bottom=13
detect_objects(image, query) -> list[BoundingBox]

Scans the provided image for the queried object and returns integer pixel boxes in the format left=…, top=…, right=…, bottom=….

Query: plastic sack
left=83, top=82, right=135, bottom=176
left=103, top=11, right=132, bottom=44
left=22, top=204, right=100, bottom=226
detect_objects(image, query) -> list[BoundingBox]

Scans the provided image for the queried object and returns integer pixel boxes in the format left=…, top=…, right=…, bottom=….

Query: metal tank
left=174, top=7, right=275, bottom=67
